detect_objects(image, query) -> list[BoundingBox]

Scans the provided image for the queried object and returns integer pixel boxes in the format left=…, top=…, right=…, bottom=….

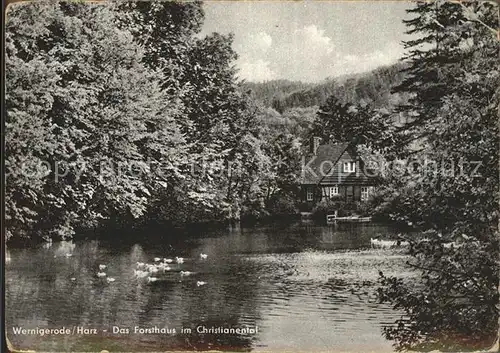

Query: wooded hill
left=243, top=62, right=411, bottom=112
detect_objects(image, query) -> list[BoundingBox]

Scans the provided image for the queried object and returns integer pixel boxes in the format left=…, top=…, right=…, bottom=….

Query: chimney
left=310, top=136, right=322, bottom=154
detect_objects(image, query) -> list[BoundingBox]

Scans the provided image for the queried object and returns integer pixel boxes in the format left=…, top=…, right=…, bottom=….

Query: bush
left=266, top=193, right=299, bottom=216
left=297, top=201, right=312, bottom=212
left=240, top=199, right=269, bottom=221
left=312, top=198, right=344, bottom=219
left=356, top=200, right=372, bottom=216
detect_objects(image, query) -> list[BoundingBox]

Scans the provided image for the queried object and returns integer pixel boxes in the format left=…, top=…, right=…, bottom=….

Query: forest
left=6, top=0, right=412, bottom=243
left=5, top=1, right=305, bottom=241
left=244, top=61, right=411, bottom=112
left=4, top=0, right=499, bottom=350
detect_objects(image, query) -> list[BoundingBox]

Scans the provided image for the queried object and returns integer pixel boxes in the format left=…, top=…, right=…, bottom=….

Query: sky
left=200, top=1, right=413, bottom=83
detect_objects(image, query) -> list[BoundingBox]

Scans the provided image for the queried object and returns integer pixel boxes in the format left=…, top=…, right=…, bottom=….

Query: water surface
left=6, top=222, right=413, bottom=352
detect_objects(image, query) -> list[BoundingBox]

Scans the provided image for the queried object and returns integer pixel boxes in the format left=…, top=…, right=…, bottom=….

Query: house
left=300, top=137, right=377, bottom=207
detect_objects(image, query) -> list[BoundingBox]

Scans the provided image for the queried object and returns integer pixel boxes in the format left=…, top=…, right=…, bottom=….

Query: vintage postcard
left=3, top=0, right=499, bottom=352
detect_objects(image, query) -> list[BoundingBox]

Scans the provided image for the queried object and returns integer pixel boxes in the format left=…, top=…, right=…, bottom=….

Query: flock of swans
left=44, top=238, right=210, bottom=287
left=91, top=253, right=209, bottom=286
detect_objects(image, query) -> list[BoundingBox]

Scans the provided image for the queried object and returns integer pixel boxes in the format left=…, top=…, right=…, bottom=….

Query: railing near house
left=326, top=213, right=372, bottom=224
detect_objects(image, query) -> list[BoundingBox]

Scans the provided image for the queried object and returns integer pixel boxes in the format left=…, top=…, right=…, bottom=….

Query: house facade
left=300, top=138, right=377, bottom=207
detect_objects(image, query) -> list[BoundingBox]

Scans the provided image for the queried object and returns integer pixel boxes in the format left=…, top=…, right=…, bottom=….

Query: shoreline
left=5, top=216, right=401, bottom=249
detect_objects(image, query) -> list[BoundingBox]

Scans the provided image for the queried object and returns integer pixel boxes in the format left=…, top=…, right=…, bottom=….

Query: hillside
left=243, top=62, right=410, bottom=113
left=242, top=80, right=315, bottom=107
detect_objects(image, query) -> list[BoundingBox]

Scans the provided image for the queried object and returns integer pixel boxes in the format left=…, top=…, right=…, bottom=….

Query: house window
left=361, top=187, right=371, bottom=201
left=306, top=188, right=313, bottom=201
left=343, top=161, right=356, bottom=173
left=329, top=186, right=339, bottom=198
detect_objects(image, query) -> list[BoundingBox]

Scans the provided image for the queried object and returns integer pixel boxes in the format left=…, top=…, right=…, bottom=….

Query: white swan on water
left=147, top=277, right=158, bottom=283
left=134, top=270, right=149, bottom=278
left=147, top=265, right=159, bottom=273
left=200, top=253, right=208, bottom=260
left=197, top=281, right=207, bottom=287
left=106, top=277, right=116, bottom=283
left=99, top=264, right=106, bottom=270
left=157, top=263, right=171, bottom=271
left=97, top=271, right=106, bottom=277
left=370, top=238, right=409, bottom=249
left=176, top=257, right=184, bottom=264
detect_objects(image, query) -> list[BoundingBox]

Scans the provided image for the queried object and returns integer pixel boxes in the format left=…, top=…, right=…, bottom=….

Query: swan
left=370, top=238, right=409, bottom=249
left=136, top=262, right=146, bottom=268
left=147, top=277, right=158, bottom=283
left=163, top=258, right=173, bottom=263
left=97, top=271, right=106, bottom=277
left=154, top=257, right=161, bottom=262
left=158, top=263, right=171, bottom=271
left=200, top=253, right=208, bottom=260
left=65, top=253, right=73, bottom=258
left=196, top=281, right=207, bottom=287
left=370, top=238, right=396, bottom=248
left=106, top=277, right=116, bottom=283
left=99, top=264, right=106, bottom=270
left=176, top=257, right=184, bottom=264
left=134, top=270, right=149, bottom=278
left=70, top=277, right=76, bottom=281
left=148, top=266, right=159, bottom=273
left=180, top=271, right=192, bottom=276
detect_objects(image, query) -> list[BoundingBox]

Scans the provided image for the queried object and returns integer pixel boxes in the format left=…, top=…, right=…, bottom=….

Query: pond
left=5, top=222, right=415, bottom=352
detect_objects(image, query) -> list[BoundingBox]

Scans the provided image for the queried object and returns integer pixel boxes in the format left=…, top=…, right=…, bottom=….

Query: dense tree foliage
left=372, top=1, right=499, bottom=350
left=6, top=2, right=188, bottom=240
left=310, top=96, right=389, bottom=148
left=114, top=1, right=253, bottom=224
left=243, top=80, right=314, bottom=108
left=5, top=1, right=303, bottom=241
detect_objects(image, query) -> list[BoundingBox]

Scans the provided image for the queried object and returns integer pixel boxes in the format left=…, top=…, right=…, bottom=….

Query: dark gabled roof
left=299, top=142, right=377, bottom=185
left=300, top=142, right=349, bottom=184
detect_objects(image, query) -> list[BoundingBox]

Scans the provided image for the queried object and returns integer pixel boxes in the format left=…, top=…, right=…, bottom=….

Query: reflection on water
left=6, top=223, right=413, bottom=352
